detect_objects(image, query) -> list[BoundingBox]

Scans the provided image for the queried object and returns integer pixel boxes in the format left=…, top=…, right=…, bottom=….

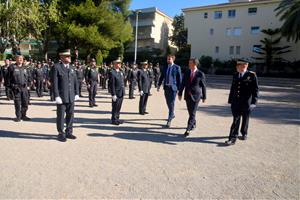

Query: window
left=210, top=28, right=214, bottom=35
left=248, top=7, right=257, bottom=15
left=251, top=26, right=260, bottom=34
left=228, top=9, right=236, bottom=18
left=253, top=45, right=262, bottom=53
left=229, top=46, right=234, bottom=55
left=214, top=11, right=222, bottom=19
left=236, top=46, right=241, bottom=55
left=204, top=12, right=208, bottom=19
left=215, top=46, right=220, bottom=54
left=226, top=28, right=232, bottom=36
left=233, top=27, right=242, bottom=36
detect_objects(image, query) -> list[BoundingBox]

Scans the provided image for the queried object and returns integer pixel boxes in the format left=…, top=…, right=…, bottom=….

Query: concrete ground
left=0, top=76, right=299, bottom=199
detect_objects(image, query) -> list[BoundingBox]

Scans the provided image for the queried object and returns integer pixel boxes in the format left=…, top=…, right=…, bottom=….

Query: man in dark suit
left=138, top=61, right=151, bottom=115
left=158, top=54, right=182, bottom=128
left=225, top=59, right=259, bottom=145
left=127, top=63, right=138, bottom=99
left=153, top=63, right=161, bottom=88
left=86, top=58, right=99, bottom=107
left=109, top=57, right=125, bottom=125
left=53, top=49, right=79, bottom=142
left=178, top=58, right=206, bottom=137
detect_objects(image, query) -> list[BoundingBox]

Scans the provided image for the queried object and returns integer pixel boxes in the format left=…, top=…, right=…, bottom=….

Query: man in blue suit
left=157, top=54, right=182, bottom=128
left=178, top=58, right=206, bottom=137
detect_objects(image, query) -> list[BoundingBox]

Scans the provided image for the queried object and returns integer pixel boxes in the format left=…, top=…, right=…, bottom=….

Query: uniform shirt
left=87, top=67, right=99, bottom=83
left=9, top=65, right=28, bottom=87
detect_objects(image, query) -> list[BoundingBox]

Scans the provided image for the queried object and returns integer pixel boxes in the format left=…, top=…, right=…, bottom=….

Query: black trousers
left=88, top=81, right=98, bottom=105
left=139, top=93, right=149, bottom=114
left=49, top=85, right=54, bottom=101
left=5, top=87, right=13, bottom=100
left=57, top=103, right=74, bottom=134
left=111, top=97, right=123, bottom=122
left=229, top=108, right=251, bottom=140
left=186, top=96, right=199, bottom=131
left=13, top=87, right=29, bottom=119
left=36, top=79, right=43, bottom=97
left=78, top=79, right=83, bottom=96
left=154, top=76, right=159, bottom=88
left=128, top=81, right=136, bottom=98
left=102, top=77, right=107, bottom=89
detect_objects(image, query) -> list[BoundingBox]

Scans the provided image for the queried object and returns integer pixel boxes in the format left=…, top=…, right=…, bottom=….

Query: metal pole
left=134, top=10, right=141, bottom=64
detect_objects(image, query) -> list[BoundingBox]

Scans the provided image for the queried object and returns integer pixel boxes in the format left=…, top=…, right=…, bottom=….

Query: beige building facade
left=127, top=7, right=176, bottom=55
left=183, top=0, right=300, bottom=62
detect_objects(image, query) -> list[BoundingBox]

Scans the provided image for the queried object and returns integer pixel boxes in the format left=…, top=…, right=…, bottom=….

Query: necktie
left=190, top=71, right=195, bottom=83
left=166, top=65, right=172, bottom=85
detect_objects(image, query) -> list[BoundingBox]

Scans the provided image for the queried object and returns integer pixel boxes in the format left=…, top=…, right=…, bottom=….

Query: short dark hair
left=189, top=57, right=199, bottom=66
left=167, top=54, right=176, bottom=60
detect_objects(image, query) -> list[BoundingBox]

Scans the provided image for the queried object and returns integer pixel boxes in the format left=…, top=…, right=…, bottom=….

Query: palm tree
left=253, top=28, right=291, bottom=74
left=275, top=0, right=300, bottom=43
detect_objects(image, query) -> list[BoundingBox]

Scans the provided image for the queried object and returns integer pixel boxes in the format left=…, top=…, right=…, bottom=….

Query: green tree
left=253, top=28, right=291, bottom=73
left=275, top=0, right=300, bottom=43
left=169, top=13, right=188, bottom=49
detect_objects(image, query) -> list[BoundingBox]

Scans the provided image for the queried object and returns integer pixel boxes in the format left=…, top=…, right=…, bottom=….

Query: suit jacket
left=228, top=71, right=259, bottom=110
left=138, top=69, right=151, bottom=94
left=53, top=63, right=79, bottom=104
left=179, top=69, right=206, bottom=102
left=158, top=64, right=182, bottom=92
left=110, top=69, right=125, bottom=98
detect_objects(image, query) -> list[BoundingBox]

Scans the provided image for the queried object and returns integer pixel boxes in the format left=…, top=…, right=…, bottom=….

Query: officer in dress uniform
left=8, top=55, right=31, bottom=122
left=225, top=59, right=259, bottom=145
left=53, top=49, right=79, bottom=142
left=34, top=61, right=44, bottom=97
left=153, top=63, right=161, bottom=88
left=138, top=61, right=151, bottom=115
left=109, top=57, right=125, bottom=125
left=86, top=58, right=99, bottom=107
left=127, top=63, right=138, bottom=99
left=75, top=62, right=85, bottom=97
left=1, top=59, right=13, bottom=100
left=178, top=58, right=207, bottom=137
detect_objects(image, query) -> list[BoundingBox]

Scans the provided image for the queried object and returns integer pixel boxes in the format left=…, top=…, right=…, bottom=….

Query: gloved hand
left=74, top=95, right=80, bottom=101
left=112, top=95, right=117, bottom=102
left=55, top=97, right=63, bottom=104
left=250, top=104, right=256, bottom=110
left=140, top=91, right=144, bottom=96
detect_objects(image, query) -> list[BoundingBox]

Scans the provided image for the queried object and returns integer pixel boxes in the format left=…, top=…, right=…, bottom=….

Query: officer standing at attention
left=53, top=49, right=79, bottom=142
left=138, top=61, right=151, bottom=115
left=34, top=61, right=44, bottom=97
left=1, top=59, right=13, bottom=100
left=157, top=54, right=182, bottom=128
left=75, top=62, right=85, bottom=97
left=110, top=57, right=125, bottom=125
left=127, top=63, right=138, bottom=99
left=153, top=63, right=161, bottom=88
left=86, top=58, right=99, bottom=107
left=8, top=55, right=31, bottom=122
left=225, top=59, right=259, bottom=145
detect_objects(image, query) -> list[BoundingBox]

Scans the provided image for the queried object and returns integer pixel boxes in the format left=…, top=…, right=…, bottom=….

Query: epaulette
left=249, top=71, right=256, bottom=76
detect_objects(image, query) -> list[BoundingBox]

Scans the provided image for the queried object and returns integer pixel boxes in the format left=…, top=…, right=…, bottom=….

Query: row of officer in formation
left=0, top=50, right=258, bottom=145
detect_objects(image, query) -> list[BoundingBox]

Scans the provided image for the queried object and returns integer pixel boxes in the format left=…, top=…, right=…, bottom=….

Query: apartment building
left=182, top=0, right=300, bottom=62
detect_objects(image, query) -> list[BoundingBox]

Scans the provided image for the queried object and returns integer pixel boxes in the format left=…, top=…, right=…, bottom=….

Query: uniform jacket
left=110, top=69, right=125, bottom=98
left=138, top=69, right=151, bottom=94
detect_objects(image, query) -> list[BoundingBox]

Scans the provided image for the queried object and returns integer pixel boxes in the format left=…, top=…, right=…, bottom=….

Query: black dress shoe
left=89, top=104, right=93, bottom=107
left=225, top=139, right=236, bottom=145
left=111, top=121, right=120, bottom=125
left=118, top=120, right=124, bottom=124
left=144, top=112, right=149, bottom=114
left=58, top=133, right=67, bottom=142
left=21, top=116, right=31, bottom=121
left=66, top=134, right=77, bottom=139
left=192, top=124, right=196, bottom=130
left=184, top=131, right=190, bottom=137
left=13, top=118, right=21, bottom=122
left=239, top=135, right=247, bottom=140
left=166, top=121, right=171, bottom=128
left=93, top=104, right=98, bottom=107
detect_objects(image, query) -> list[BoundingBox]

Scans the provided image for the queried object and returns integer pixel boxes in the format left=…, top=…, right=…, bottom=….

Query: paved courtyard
left=0, top=76, right=299, bottom=199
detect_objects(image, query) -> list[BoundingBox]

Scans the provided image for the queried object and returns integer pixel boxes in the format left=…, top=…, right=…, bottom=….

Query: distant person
left=138, top=61, right=151, bottom=115
left=225, top=59, right=259, bottom=145
left=178, top=58, right=206, bottom=137
left=157, top=54, right=182, bottom=128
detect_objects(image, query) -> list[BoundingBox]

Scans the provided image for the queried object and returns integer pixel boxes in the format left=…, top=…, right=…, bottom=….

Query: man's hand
left=178, top=95, right=182, bottom=101
left=74, top=95, right=80, bottom=101
left=55, top=97, right=63, bottom=104
left=112, top=95, right=117, bottom=102
left=140, top=91, right=144, bottom=96
left=250, top=104, right=256, bottom=110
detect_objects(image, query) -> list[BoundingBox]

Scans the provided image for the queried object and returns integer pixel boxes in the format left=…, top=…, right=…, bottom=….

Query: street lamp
left=134, top=10, right=141, bottom=64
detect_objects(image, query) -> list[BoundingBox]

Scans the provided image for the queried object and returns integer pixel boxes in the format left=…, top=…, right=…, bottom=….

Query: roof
left=182, top=0, right=281, bottom=12
left=131, top=7, right=173, bottom=21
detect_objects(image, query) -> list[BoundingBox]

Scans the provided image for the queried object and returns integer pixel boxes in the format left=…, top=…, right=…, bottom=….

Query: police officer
left=34, top=61, right=44, bottom=97
left=8, top=55, right=31, bottom=122
left=225, top=59, right=259, bottom=145
left=86, top=58, right=99, bottom=107
left=127, top=63, right=138, bottom=99
left=138, top=61, right=151, bottom=115
left=110, top=57, right=125, bottom=125
left=148, top=63, right=154, bottom=96
left=53, top=49, right=79, bottom=142
left=1, top=59, right=13, bottom=100
left=75, top=62, right=85, bottom=97
left=99, top=63, right=108, bottom=89
left=153, top=63, right=161, bottom=88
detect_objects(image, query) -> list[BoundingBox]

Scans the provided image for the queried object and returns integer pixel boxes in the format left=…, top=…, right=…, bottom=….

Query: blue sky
left=130, top=0, right=228, bottom=17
